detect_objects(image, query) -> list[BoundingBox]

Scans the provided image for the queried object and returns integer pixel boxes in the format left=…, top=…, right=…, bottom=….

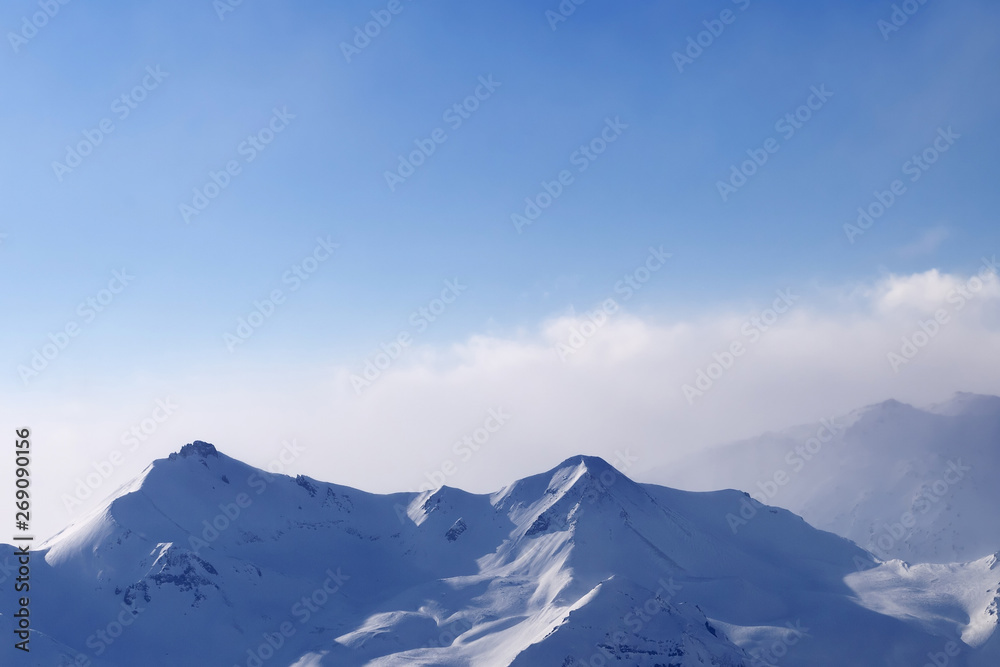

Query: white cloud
left=872, top=266, right=1000, bottom=314
left=14, top=267, right=1000, bottom=542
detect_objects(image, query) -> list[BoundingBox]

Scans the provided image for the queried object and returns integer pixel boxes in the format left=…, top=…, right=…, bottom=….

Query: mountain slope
left=0, top=441, right=995, bottom=665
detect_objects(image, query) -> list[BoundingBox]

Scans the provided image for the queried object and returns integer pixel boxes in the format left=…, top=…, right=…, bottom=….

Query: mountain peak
left=170, top=440, right=220, bottom=460
left=542, top=455, right=635, bottom=499
left=867, top=398, right=914, bottom=411
left=490, top=454, right=642, bottom=529
left=553, top=454, right=618, bottom=475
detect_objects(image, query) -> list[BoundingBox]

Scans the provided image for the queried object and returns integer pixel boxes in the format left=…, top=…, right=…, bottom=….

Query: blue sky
left=3, top=0, right=1000, bottom=539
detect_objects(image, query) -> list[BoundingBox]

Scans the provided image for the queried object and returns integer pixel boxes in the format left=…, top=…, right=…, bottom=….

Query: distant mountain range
left=2, top=398, right=999, bottom=665
left=655, top=391, right=1000, bottom=564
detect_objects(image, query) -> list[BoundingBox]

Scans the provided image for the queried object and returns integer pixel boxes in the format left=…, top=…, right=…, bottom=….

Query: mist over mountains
left=1, top=396, right=997, bottom=665
left=656, top=392, right=1000, bottom=564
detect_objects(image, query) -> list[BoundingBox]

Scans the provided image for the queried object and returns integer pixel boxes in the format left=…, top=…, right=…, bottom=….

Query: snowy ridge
left=0, top=441, right=997, bottom=665
left=847, top=550, right=1000, bottom=648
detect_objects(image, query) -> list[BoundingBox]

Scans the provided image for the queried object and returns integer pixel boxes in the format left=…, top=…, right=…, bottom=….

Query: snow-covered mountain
left=655, top=392, right=1000, bottom=564
left=1, top=440, right=998, bottom=665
